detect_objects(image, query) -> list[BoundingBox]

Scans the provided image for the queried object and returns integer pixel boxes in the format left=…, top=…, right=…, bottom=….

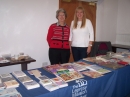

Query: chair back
left=90, top=41, right=112, bottom=57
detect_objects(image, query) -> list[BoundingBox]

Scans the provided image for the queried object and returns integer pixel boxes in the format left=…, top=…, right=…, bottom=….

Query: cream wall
left=96, top=0, right=118, bottom=43
left=96, top=0, right=130, bottom=51
left=0, top=0, right=59, bottom=73
left=116, top=0, right=130, bottom=45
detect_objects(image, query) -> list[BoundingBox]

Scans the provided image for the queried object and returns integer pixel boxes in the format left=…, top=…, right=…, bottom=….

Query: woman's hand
left=87, top=46, right=92, bottom=54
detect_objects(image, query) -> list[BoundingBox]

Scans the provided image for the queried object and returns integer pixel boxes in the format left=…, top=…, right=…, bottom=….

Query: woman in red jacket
left=47, top=8, right=70, bottom=65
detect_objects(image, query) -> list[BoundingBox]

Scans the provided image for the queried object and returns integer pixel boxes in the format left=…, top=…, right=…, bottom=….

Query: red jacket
left=47, top=23, right=70, bottom=49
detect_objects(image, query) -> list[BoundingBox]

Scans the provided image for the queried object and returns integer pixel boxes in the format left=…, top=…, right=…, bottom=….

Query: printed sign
left=72, top=79, right=87, bottom=97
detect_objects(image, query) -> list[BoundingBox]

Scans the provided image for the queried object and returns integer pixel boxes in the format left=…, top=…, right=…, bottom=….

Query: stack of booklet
left=96, top=56, right=111, bottom=62
left=55, top=68, right=83, bottom=82
left=28, top=69, right=42, bottom=78
left=0, top=77, right=5, bottom=90
left=83, top=57, right=97, bottom=63
left=12, top=71, right=40, bottom=90
left=43, top=82, right=59, bottom=91
left=51, top=77, right=68, bottom=88
left=0, top=88, right=22, bottom=97
left=38, top=75, right=59, bottom=91
left=38, top=75, right=68, bottom=91
left=38, top=75, right=52, bottom=86
left=81, top=69, right=103, bottom=78
left=43, top=64, right=84, bottom=82
left=86, top=65, right=111, bottom=74
left=0, top=73, right=19, bottom=89
left=72, top=61, right=91, bottom=71
left=23, top=80, right=40, bottom=90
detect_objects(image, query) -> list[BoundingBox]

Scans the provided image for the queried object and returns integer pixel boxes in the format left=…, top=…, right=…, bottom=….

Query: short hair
left=56, top=8, right=67, bottom=19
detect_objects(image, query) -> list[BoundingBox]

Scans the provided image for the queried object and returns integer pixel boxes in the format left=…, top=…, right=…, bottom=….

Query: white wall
left=96, top=0, right=118, bottom=43
left=116, top=0, right=130, bottom=45
left=96, top=0, right=130, bottom=45
left=0, top=0, right=58, bottom=73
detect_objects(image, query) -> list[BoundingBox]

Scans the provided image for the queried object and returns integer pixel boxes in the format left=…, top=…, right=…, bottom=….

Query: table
left=0, top=58, right=36, bottom=71
left=15, top=62, right=130, bottom=97
left=112, top=44, right=130, bottom=53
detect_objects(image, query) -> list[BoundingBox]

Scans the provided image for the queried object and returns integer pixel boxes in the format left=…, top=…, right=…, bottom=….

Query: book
left=13, top=71, right=26, bottom=78
left=39, top=79, right=52, bottom=86
left=1, top=76, right=15, bottom=83
left=44, top=83, right=59, bottom=91
left=117, top=61, right=129, bottom=66
left=28, top=70, right=41, bottom=75
left=0, top=74, right=12, bottom=78
left=51, top=77, right=68, bottom=88
left=81, top=69, right=103, bottom=78
left=83, top=57, right=97, bottom=63
left=0, top=83, right=5, bottom=90
left=86, top=65, right=111, bottom=74
left=18, top=76, right=33, bottom=83
left=57, top=73, right=74, bottom=82
left=29, top=69, right=41, bottom=78
left=0, top=93, right=22, bottom=97
left=0, top=88, right=22, bottom=97
left=75, top=61, right=91, bottom=67
left=122, top=58, right=130, bottom=64
left=0, top=78, right=1, bottom=83
left=98, top=62, right=124, bottom=69
left=4, top=80, right=19, bottom=88
left=61, top=63, right=74, bottom=70
left=43, top=64, right=62, bottom=74
left=96, top=56, right=110, bottom=62
left=23, top=80, right=40, bottom=90
left=70, top=63, right=86, bottom=71
left=66, top=70, right=84, bottom=80
left=37, top=75, right=50, bottom=80
left=0, top=88, right=18, bottom=96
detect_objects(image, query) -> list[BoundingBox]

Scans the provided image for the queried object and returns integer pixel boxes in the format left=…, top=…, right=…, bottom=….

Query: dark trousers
left=49, top=48, right=70, bottom=65
left=71, top=47, right=88, bottom=61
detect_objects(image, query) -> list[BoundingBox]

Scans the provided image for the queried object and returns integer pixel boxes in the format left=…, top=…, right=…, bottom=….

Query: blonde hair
left=73, top=6, right=86, bottom=29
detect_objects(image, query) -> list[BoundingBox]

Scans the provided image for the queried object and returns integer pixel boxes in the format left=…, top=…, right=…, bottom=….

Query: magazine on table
left=28, top=69, right=41, bottom=75
left=0, top=83, right=5, bottom=90
left=55, top=68, right=83, bottom=82
left=4, top=80, right=19, bottom=89
left=0, top=93, right=22, bottom=97
left=0, top=73, right=12, bottom=78
left=0, top=88, right=21, bottom=96
left=0, top=78, right=1, bottom=83
left=23, top=80, right=40, bottom=90
left=28, top=69, right=41, bottom=78
left=74, top=61, right=91, bottom=67
left=39, top=79, right=52, bottom=86
left=1, top=76, right=15, bottom=83
left=86, top=65, right=111, bottom=74
left=98, top=61, right=124, bottom=69
left=69, top=63, right=87, bottom=71
left=12, top=71, right=26, bottom=78
left=37, top=75, right=50, bottom=81
left=18, top=76, right=33, bottom=83
left=43, top=64, right=62, bottom=74
left=51, top=77, right=68, bottom=88
left=44, top=82, right=59, bottom=91
left=81, top=69, right=103, bottom=78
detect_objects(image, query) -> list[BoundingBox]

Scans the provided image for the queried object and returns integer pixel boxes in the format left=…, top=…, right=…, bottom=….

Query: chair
left=90, top=41, right=112, bottom=57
